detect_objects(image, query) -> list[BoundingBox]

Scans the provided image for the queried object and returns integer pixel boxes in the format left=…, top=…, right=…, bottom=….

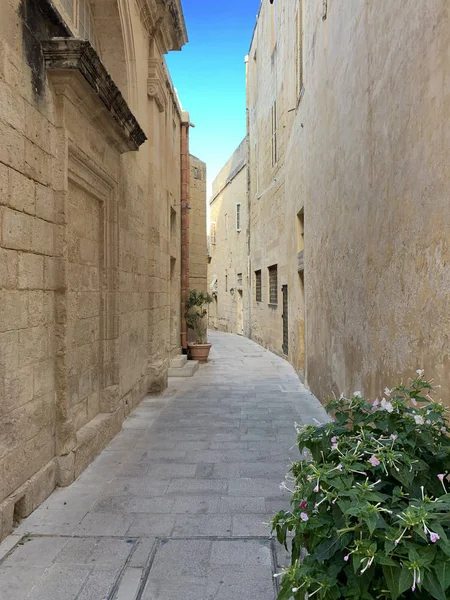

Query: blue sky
left=166, top=0, right=261, bottom=197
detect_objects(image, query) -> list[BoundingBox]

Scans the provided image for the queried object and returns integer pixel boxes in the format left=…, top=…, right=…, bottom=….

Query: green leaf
left=376, top=555, right=398, bottom=567
left=382, top=566, right=402, bottom=600
left=312, top=537, right=341, bottom=561
left=398, top=566, right=414, bottom=596
left=423, top=570, right=447, bottom=600
left=434, top=559, right=450, bottom=591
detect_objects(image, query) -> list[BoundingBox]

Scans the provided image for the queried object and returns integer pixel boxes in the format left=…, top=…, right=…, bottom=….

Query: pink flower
left=313, top=484, right=319, bottom=493
left=300, top=512, right=309, bottom=522
left=299, top=500, right=307, bottom=509
left=438, top=474, right=445, bottom=483
left=390, top=434, right=398, bottom=441
left=336, top=464, right=343, bottom=471
left=430, top=532, right=440, bottom=543
left=369, top=455, right=380, bottom=467
left=344, top=555, right=349, bottom=562
left=372, top=398, right=379, bottom=408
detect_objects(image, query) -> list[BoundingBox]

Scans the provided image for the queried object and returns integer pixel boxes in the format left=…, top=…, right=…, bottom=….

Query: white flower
left=416, top=369, right=424, bottom=377
left=353, top=391, right=362, bottom=398
left=384, top=387, right=391, bottom=397
left=414, top=415, right=425, bottom=425
left=380, top=398, right=394, bottom=413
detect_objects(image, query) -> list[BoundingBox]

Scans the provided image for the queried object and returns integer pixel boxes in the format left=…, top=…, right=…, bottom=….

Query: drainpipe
left=180, top=111, right=190, bottom=352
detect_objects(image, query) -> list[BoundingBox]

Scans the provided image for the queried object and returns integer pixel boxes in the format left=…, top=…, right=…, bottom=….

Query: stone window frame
left=53, top=0, right=100, bottom=52
left=255, top=270, right=262, bottom=303
left=268, top=264, right=278, bottom=305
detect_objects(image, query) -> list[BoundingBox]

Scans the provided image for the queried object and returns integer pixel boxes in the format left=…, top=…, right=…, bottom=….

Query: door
left=282, top=284, right=288, bottom=355
left=236, top=290, right=244, bottom=335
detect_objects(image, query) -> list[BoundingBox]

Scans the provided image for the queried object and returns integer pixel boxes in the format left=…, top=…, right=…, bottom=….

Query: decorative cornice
left=42, top=38, right=147, bottom=151
left=135, top=0, right=188, bottom=53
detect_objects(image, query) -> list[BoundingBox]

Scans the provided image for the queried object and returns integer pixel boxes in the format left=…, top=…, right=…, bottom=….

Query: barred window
left=54, top=0, right=100, bottom=52
left=237, top=273, right=243, bottom=288
left=268, top=265, right=278, bottom=305
left=236, top=203, right=241, bottom=231
left=255, top=270, right=262, bottom=302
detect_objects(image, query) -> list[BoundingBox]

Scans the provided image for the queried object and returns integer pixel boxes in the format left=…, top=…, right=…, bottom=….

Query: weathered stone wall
left=0, top=0, right=190, bottom=539
left=208, top=140, right=248, bottom=335
left=246, top=0, right=450, bottom=403
left=189, top=155, right=207, bottom=294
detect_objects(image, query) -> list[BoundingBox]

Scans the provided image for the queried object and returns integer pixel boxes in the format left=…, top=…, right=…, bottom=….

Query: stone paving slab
left=0, top=331, right=328, bottom=599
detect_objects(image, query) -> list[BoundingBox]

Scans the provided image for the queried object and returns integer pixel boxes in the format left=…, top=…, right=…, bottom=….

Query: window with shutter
left=268, top=265, right=278, bottom=305
left=236, top=203, right=241, bottom=231
left=255, top=270, right=262, bottom=302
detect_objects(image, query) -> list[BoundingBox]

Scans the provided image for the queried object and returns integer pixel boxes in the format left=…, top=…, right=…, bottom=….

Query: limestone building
left=189, top=155, right=207, bottom=294
left=208, top=139, right=248, bottom=335
left=214, top=0, right=450, bottom=404
left=0, top=0, right=205, bottom=539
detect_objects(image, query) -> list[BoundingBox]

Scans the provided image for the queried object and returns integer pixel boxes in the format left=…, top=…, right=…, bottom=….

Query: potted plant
left=185, top=289, right=213, bottom=362
left=272, top=371, right=450, bottom=600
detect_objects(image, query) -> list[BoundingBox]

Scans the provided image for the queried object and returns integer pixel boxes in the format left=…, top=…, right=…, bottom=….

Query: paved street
left=0, top=332, right=327, bottom=600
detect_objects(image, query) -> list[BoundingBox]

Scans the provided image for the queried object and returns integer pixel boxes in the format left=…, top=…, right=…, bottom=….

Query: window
left=268, top=265, right=278, bottom=305
left=54, top=0, right=100, bottom=52
left=236, top=203, right=241, bottom=231
left=295, top=0, right=304, bottom=101
left=255, top=270, right=262, bottom=302
left=297, top=209, right=304, bottom=252
left=237, top=273, right=243, bottom=288
left=271, top=101, right=278, bottom=166
left=225, top=274, right=228, bottom=292
left=210, top=222, right=216, bottom=245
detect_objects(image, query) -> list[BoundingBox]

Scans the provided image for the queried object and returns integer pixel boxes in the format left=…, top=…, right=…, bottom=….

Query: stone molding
left=148, top=57, right=167, bottom=112
left=42, top=38, right=146, bottom=151
left=136, top=0, right=187, bottom=52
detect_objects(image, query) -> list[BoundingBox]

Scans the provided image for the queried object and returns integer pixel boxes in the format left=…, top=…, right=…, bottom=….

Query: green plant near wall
left=185, top=289, right=213, bottom=344
left=272, top=372, right=450, bottom=600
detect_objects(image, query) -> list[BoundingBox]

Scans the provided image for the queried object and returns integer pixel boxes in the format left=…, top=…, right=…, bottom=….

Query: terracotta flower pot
left=188, top=343, right=212, bottom=363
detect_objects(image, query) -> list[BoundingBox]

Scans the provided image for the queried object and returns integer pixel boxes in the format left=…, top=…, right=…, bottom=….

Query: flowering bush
left=272, top=372, right=450, bottom=600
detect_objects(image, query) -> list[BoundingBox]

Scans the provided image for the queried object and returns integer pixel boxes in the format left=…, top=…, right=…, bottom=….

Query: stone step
left=168, top=360, right=199, bottom=378
left=170, top=355, right=188, bottom=369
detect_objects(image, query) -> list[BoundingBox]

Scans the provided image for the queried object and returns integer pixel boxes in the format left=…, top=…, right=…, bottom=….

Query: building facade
left=214, top=0, right=450, bottom=404
left=208, top=139, right=248, bottom=335
left=189, top=155, right=207, bottom=294
left=0, top=0, right=204, bottom=540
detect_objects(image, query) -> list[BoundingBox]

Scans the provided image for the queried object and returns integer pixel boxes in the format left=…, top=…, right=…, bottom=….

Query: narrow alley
left=0, top=332, right=327, bottom=600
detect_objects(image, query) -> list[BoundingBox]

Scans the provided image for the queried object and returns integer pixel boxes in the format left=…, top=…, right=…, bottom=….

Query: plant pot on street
left=188, top=342, right=212, bottom=363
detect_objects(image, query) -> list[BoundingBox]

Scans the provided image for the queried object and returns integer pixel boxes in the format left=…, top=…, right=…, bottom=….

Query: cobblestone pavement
left=0, top=331, right=328, bottom=600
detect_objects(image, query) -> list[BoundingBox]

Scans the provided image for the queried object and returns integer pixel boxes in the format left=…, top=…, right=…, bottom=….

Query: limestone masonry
left=0, top=0, right=206, bottom=540
left=208, top=0, right=450, bottom=405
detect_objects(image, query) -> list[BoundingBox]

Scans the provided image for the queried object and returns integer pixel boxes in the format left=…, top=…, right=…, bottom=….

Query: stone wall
left=0, top=0, right=192, bottom=540
left=208, top=140, right=248, bottom=335
left=189, top=155, right=207, bottom=294
left=244, top=0, right=450, bottom=402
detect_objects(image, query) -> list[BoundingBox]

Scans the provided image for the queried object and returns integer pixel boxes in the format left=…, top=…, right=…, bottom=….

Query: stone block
left=35, top=184, right=55, bottom=222
left=0, top=330, right=19, bottom=372
left=57, top=451, right=75, bottom=487
left=18, top=325, right=48, bottom=366
left=2, top=365, right=34, bottom=413
left=1, top=207, right=33, bottom=251
left=8, top=168, right=35, bottom=214
left=0, top=289, right=28, bottom=332
left=0, top=247, right=18, bottom=288
left=24, top=139, right=50, bottom=186
left=44, top=256, right=63, bottom=290
left=0, top=79, right=25, bottom=133
left=0, top=119, right=24, bottom=172
left=31, top=217, right=54, bottom=255
left=18, top=252, right=43, bottom=289
left=27, top=290, right=46, bottom=327
left=33, top=358, right=54, bottom=397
